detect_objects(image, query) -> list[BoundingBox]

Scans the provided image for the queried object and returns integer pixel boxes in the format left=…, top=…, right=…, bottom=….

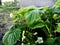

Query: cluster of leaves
left=2, top=0, right=60, bottom=45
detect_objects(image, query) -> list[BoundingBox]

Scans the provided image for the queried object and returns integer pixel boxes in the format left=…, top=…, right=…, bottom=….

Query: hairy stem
left=46, top=25, right=52, bottom=37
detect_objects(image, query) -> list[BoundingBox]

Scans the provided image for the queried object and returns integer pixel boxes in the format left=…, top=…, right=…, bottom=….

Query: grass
left=0, top=5, right=20, bottom=10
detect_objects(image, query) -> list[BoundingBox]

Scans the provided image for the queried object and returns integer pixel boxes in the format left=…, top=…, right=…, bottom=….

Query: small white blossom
left=33, top=32, right=37, bottom=35
left=10, top=13, right=13, bottom=18
left=35, top=37, right=43, bottom=44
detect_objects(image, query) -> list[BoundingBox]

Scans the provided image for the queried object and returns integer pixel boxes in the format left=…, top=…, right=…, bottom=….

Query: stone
left=19, top=0, right=57, bottom=7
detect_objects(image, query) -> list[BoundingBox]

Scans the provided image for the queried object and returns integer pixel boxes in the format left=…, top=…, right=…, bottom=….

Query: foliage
left=3, top=28, right=21, bottom=45
left=2, top=0, right=60, bottom=45
left=0, top=5, right=20, bottom=10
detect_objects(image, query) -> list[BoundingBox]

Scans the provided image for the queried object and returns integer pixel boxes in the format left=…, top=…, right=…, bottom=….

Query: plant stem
left=46, top=25, right=51, bottom=34
left=46, top=25, right=52, bottom=37
left=42, top=28, right=49, bottom=38
left=21, top=31, right=25, bottom=45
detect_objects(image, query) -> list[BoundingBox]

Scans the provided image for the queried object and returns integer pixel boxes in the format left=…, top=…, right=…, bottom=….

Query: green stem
left=42, top=27, right=50, bottom=38
left=46, top=25, right=52, bottom=37
left=46, top=25, right=51, bottom=34
left=21, top=31, right=25, bottom=45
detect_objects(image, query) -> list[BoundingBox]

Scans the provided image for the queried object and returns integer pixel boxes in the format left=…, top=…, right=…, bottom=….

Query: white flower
left=35, top=37, right=43, bottom=44
left=33, top=32, right=37, bottom=35
left=10, top=13, right=13, bottom=18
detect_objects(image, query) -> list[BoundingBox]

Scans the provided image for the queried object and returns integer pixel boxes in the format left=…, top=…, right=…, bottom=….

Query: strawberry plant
left=2, top=0, right=60, bottom=45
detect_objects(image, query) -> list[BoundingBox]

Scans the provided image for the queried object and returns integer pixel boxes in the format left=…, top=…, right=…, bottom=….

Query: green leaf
left=53, top=0, right=60, bottom=13
left=2, top=29, right=21, bottom=45
left=28, top=21, right=46, bottom=29
left=54, top=37, right=60, bottom=45
left=54, top=0, right=60, bottom=7
left=44, top=38, right=54, bottom=45
left=53, top=6, right=60, bottom=13
left=25, top=9, right=45, bottom=29
left=25, top=10, right=41, bottom=24
left=44, top=37, right=60, bottom=45
left=18, top=6, right=36, bottom=15
left=56, top=23, right=60, bottom=32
